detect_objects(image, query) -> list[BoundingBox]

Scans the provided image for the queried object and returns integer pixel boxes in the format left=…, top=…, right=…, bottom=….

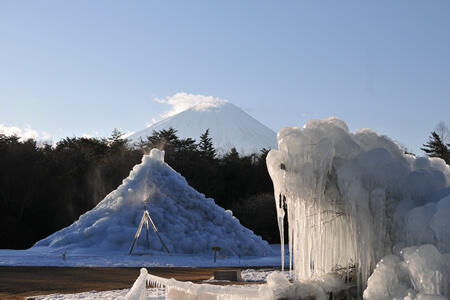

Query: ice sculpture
left=128, top=268, right=348, bottom=300
left=266, top=117, right=450, bottom=293
left=364, top=244, right=449, bottom=299
left=34, top=149, right=272, bottom=256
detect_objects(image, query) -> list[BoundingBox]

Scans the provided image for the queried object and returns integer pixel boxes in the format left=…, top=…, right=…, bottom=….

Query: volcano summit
left=128, top=102, right=277, bottom=156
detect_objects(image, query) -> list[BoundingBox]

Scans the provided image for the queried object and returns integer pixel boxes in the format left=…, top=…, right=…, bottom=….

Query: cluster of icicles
left=266, top=117, right=450, bottom=293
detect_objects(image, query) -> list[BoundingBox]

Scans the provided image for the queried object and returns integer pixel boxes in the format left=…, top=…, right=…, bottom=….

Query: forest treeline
left=0, top=128, right=279, bottom=249
left=2, top=124, right=448, bottom=250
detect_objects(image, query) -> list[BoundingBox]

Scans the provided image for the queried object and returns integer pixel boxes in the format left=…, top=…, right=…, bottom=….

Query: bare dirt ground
left=0, top=266, right=242, bottom=300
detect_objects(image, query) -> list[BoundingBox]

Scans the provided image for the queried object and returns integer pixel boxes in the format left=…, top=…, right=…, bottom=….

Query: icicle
left=144, top=272, right=263, bottom=299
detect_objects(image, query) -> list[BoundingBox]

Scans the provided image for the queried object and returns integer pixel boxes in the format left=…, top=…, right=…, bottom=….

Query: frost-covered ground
left=27, top=270, right=283, bottom=300
left=0, top=245, right=287, bottom=300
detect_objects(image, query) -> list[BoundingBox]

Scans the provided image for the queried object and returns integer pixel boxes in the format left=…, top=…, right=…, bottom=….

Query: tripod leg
left=145, top=219, right=150, bottom=249
left=146, top=213, right=170, bottom=253
left=129, top=213, right=146, bottom=254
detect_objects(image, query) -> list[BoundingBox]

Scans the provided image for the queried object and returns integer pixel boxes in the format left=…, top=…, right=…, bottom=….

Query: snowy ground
left=0, top=244, right=287, bottom=299
left=28, top=270, right=280, bottom=300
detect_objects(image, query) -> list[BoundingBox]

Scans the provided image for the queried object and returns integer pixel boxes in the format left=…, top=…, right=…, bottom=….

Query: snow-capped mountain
left=128, top=102, right=277, bottom=156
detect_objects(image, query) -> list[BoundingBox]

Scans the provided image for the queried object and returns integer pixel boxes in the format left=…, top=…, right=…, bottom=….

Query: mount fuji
left=127, top=102, right=277, bottom=156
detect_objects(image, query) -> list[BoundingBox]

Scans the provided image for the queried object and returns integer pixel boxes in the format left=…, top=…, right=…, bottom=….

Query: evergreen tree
left=134, top=137, right=148, bottom=152
left=198, top=129, right=216, bottom=159
left=223, top=147, right=240, bottom=162
left=146, top=127, right=180, bottom=151
left=144, top=127, right=197, bottom=153
left=421, top=131, right=450, bottom=164
left=108, top=128, right=129, bottom=149
left=109, top=128, right=124, bottom=143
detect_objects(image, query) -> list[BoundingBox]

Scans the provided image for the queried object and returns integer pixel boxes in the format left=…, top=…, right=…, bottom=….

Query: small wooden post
left=211, top=246, right=221, bottom=262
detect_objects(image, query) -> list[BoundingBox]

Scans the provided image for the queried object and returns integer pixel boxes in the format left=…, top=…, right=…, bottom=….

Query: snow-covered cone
left=34, top=149, right=272, bottom=256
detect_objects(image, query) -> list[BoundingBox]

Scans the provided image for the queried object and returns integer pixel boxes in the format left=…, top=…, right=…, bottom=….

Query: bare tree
left=435, top=121, right=449, bottom=144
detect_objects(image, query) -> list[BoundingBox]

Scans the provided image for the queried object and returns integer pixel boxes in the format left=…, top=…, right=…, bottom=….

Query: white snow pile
left=33, top=149, right=272, bottom=256
left=266, top=117, right=450, bottom=299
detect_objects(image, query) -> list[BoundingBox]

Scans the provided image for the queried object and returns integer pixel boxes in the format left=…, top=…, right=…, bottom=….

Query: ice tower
left=34, top=149, right=272, bottom=256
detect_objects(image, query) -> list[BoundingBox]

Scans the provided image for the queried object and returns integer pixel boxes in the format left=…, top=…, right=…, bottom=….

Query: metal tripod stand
left=129, top=210, right=170, bottom=254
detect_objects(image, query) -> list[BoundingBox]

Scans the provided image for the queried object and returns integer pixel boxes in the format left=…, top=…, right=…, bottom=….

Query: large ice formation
left=34, top=149, right=272, bottom=256
left=364, top=244, right=449, bottom=300
left=266, top=117, right=450, bottom=297
left=127, top=268, right=349, bottom=300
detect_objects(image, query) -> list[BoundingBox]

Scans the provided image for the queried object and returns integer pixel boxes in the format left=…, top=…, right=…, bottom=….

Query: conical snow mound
left=128, top=102, right=277, bottom=156
left=34, top=149, right=272, bottom=256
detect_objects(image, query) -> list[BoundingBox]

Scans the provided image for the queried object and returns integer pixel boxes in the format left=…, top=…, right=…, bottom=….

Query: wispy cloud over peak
left=155, top=93, right=228, bottom=118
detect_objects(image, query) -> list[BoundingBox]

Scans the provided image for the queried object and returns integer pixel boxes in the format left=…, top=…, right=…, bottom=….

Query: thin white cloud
left=42, top=131, right=52, bottom=141
left=81, top=130, right=99, bottom=139
left=155, top=93, right=228, bottom=118
left=23, top=127, right=39, bottom=141
left=0, top=124, right=47, bottom=141
left=0, top=124, right=21, bottom=137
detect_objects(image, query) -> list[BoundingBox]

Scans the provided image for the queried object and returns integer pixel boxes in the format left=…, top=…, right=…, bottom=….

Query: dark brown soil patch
left=0, top=266, right=244, bottom=300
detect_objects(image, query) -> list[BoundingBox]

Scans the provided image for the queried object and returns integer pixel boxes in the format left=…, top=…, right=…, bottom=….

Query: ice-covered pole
left=125, top=268, right=148, bottom=300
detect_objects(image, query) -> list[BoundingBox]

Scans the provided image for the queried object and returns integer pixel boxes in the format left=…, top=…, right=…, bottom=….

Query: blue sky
left=0, top=1, right=449, bottom=155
